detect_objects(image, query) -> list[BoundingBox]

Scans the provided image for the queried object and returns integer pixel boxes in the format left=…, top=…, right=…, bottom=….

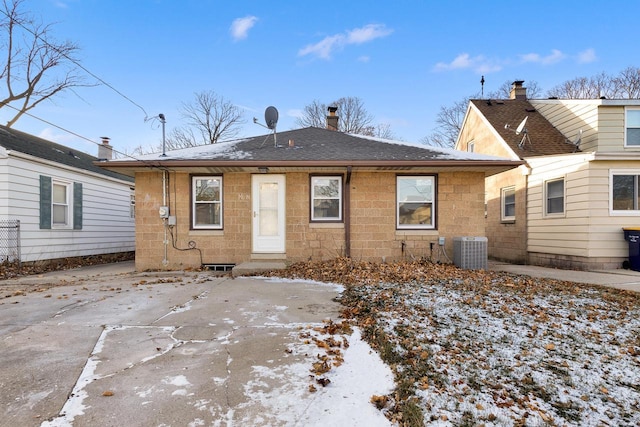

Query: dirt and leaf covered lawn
left=264, top=258, right=640, bottom=427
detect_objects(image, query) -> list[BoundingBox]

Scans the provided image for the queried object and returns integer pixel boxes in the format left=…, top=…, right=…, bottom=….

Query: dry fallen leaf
left=370, top=395, right=388, bottom=409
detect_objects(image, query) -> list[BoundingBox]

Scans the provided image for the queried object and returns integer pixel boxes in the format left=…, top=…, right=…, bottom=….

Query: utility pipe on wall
left=162, top=169, right=168, bottom=266
left=345, top=166, right=352, bottom=258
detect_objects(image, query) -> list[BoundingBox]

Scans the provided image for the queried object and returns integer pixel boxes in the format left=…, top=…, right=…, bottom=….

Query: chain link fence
left=0, top=220, right=21, bottom=266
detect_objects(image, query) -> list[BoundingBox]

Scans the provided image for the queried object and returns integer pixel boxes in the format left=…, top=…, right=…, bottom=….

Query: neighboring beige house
left=456, top=81, right=640, bottom=270
left=100, top=111, right=520, bottom=273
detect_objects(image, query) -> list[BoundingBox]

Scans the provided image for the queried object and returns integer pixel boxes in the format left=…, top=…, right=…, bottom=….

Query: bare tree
left=547, top=68, right=640, bottom=99
left=611, top=67, right=640, bottom=99
left=295, top=96, right=376, bottom=135
left=422, top=80, right=542, bottom=148
left=165, top=90, right=245, bottom=147
left=295, top=99, right=326, bottom=128
left=421, top=97, right=474, bottom=148
left=546, top=72, right=613, bottom=99
left=365, top=122, right=395, bottom=139
left=0, top=0, right=86, bottom=127
left=488, top=80, right=542, bottom=99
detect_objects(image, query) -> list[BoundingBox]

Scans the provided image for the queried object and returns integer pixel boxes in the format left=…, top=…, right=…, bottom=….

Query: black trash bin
left=623, top=227, right=640, bottom=271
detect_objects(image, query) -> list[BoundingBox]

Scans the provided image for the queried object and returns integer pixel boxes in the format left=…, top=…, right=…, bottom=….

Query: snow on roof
left=132, top=129, right=512, bottom=163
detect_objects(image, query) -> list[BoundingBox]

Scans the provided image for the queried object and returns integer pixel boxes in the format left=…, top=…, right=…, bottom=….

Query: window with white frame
left=611, top=171, right=640, bottom=212
left=52, top=181, right=71, bottom=227
left=192, top=176, right=223, bottom=229
left=626, top=108, right=640, bottom=146
left=545, top=178, right=565, bottom=215
left=467, top=141, right=475, bottom=152
left=311, top=176, right=342, bottom=221
left=397, top=175, right=435, bottom=229
left=130, top=188, right=136, bottom=219
left=501, top=186, right=516, bottom=221
left=39, top=176, right=82, bottom=230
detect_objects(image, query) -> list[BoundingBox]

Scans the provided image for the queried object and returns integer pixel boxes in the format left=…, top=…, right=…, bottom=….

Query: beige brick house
left=456, top=81, right=640, bottom=270
left=100, top=115, right=519, bottom=272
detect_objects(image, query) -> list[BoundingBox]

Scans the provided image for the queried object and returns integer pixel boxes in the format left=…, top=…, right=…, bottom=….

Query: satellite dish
left=572, top=129, right=583, bottom=146
left=515, top=116, right=528, bottom=135
left=265, top=106, right=279, bottom=130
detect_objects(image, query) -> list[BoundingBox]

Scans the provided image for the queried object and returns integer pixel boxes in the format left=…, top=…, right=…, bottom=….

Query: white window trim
left=467, top=141, right=475, bottom=153
left=501, top=186, right=516, bottom=221
left=544, top=177, right=565, bottom=217
left=625, top=107, right=640, bottom=147
left=130, top=189, right=136, bottom=219
left=609, top=169, right=640, bottom=216
left=192, top=176, right=223, bottom=229
left=310, top=176, right=343, bottom=222
left=396, top=175, right=436, bottom=230
left=52, top=180, right=72, bottom=229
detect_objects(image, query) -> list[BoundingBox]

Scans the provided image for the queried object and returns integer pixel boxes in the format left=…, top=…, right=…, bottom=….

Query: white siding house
left=457, top=81, right=640, bottom=270
left=0, top=126, right=135, bottom=263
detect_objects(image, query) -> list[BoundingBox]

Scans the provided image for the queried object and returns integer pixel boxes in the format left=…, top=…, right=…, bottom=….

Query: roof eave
left=96, top=158, right=523, bottom=177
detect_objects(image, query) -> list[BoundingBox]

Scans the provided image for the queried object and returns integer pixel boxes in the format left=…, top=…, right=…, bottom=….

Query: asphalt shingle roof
left=470, top=99, right=576, bottom=158
left=135, top=126, right=506, bottom=163
left=0, top=125, right=133, bottom=182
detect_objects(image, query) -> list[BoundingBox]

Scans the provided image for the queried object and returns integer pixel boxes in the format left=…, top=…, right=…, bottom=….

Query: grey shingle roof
left=100, top=126, right=523, bottom=177
left=470, top=99, right=576, bottom=158
left=134, top=127, right=510, bottom=162
left=231, top=127, right=456, bottom=161
left=0, top=125, right=133, bottom=182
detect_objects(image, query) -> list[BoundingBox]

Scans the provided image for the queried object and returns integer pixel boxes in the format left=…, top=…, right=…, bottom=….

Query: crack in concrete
left=152, top=289, right=210, bottom=323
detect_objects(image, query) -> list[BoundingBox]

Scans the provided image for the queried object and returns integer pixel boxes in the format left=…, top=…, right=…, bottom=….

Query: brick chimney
left=510, top=80, right=527, bottom=100
left=326, top=106, right=338, bottom=131
left=98, top=136, right=113, bottom=160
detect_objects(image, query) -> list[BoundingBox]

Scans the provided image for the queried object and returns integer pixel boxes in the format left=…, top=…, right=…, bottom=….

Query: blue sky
left=3, top=0, right=639, bottom=157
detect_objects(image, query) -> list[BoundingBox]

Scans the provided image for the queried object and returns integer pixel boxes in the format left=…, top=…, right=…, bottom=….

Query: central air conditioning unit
left=453, top=237, right=488, bottom=270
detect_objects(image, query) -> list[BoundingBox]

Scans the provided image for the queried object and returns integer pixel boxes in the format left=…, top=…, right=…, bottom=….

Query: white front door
left=252, top=174, right=286, bottom=253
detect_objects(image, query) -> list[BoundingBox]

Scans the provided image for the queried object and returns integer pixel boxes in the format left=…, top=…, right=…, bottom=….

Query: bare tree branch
left=295, top=96, right=379, bottom=135
left=611, top=66, right=640, bottom=99
left=546, top=72, right=616, bottom=99
left=295, top=99, right=326, bottom=128
left=163, top=90, right=245, bottom=148
left=0, top=0, right=87, bottom=127
left=487, top=80, right=542, bottom=99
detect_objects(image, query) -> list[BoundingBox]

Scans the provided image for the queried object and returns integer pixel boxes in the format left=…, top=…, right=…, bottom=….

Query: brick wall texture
left=134, top=170, right=487, bottom=270
left=485, top=168, right=528, bottom=264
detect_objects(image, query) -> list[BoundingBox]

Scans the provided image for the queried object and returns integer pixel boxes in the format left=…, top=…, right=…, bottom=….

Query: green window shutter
left=39, top=175, right=52, bottom=229
left=73, top=182, right=83, bottom=230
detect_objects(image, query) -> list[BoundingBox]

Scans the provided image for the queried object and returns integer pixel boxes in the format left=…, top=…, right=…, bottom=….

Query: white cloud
left=286, top=109, right=304, bottom=119
left=346, top=24, right=393, bottom=44
left=520, top=49, right=565, bottom=65
left=298, top=24, right=393, bottom=60
left=357, top=55, right=371, bottom=63
left=230, top=16, right=258, bottom=41
left=577, top=48, right=597, bottom=63
left=298, top=34, right=345, bottom=59
left=433, top=53, right=502, bottom=73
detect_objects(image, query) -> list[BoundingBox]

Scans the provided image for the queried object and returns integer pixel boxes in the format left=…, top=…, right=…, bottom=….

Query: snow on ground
left=344, top=277, right=640, bottom=426
left=237, top=326, right=395, bottom=427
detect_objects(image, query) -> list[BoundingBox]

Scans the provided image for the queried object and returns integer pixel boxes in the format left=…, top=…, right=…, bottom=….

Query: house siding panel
left=4, top=156, right=134, bottom=262
left=526, top=156, right=640, bottom=268
left=531, top=100, right=599, bottom=152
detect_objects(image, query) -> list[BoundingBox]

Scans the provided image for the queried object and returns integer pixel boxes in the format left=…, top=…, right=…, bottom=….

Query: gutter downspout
left=345, top=166, right=352, bottom=258
left=162, top=170, right=168, bottom=266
